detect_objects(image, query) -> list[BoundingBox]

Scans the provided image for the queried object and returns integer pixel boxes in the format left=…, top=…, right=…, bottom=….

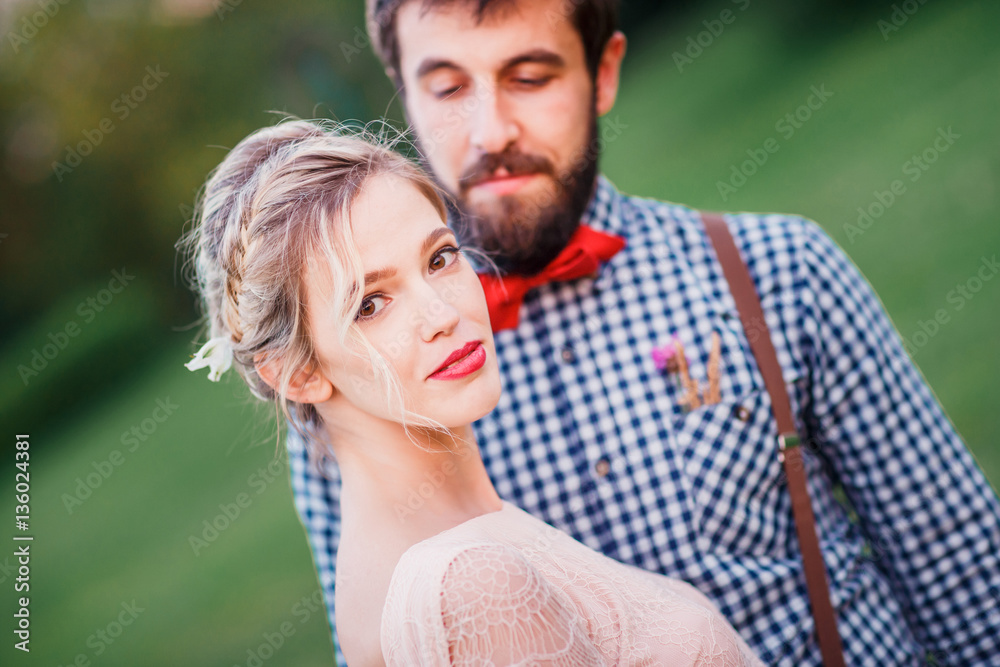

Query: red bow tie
left=478, top=225, right=626, bottom=332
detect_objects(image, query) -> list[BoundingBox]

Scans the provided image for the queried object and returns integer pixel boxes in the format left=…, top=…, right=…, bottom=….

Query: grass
left=2, top=343, right=335, bottom=666
left=2, top=2, right=997, bottom=666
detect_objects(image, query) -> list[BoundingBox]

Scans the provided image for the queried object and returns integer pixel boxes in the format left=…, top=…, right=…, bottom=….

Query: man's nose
left=469, top=83, right=518, bottom=155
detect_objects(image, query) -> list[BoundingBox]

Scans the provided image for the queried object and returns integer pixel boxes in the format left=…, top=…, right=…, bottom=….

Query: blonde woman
left=180, top=119, right=763, bottom=666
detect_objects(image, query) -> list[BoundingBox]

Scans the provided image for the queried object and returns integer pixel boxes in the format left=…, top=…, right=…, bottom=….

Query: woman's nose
left=417, top=282, right=461, bottom=342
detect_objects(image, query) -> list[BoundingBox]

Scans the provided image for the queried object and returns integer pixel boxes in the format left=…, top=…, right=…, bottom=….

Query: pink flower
left=652, top=334, right=681, bottom=373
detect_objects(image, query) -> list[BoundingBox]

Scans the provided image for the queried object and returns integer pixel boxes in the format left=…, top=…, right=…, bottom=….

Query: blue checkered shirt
left=287, top=176, right=1000, bottom=666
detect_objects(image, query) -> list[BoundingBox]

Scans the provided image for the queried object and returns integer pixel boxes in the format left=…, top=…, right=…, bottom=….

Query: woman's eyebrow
left=363, top=267, right=395, bottom=287
left=421, top=226, right=454, bottom=254
left=362, top=227, right=455, bottom=287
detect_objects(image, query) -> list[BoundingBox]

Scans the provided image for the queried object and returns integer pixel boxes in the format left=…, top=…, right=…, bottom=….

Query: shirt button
left=594, top=457, right=611, bottom=477
left=560, top=346, right=576, bottom=363
left=735, top=405, right=751, bottom=421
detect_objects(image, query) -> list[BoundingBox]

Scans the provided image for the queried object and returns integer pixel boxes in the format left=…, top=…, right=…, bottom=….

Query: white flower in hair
left=185, top=336, right=234, bottom=382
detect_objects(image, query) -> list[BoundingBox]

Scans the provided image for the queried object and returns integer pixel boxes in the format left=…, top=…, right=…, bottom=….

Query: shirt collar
left=580, top=174, right=627, bottom=239
left=582, top=175, right=629, bottom=291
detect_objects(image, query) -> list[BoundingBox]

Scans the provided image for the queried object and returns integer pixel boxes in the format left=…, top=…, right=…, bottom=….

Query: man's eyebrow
left=416, top=58, right=462, bottom=79
left=500, top=49, right=565, bottom=72
left=415, top=49, right=565, bottom=79
left=362, top=228, right=454, bottom=287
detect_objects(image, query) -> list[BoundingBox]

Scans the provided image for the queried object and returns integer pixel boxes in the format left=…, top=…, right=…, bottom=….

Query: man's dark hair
left=366, top=0, right=620, bottom=88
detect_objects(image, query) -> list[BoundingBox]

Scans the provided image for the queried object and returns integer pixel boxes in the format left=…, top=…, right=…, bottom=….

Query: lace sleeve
left=441, top=544, right=605, bottom=666
left=383, top=536, right=764, bottom=666
left=382, top=541, right=605, bottom=666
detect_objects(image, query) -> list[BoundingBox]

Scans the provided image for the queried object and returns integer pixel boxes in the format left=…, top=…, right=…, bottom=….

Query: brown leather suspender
left=701, top=212, right=847, bottom=667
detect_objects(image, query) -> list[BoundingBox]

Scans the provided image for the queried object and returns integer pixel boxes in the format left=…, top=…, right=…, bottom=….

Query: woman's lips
left=429, top=341, right=487, bottom=380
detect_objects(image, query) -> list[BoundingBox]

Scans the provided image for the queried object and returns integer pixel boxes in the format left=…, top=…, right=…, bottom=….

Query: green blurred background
left=1, top=0, right=997, bottom=665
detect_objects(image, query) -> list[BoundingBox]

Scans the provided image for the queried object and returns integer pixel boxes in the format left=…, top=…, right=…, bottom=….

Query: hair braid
left=223, top=205, right=254, bottom=344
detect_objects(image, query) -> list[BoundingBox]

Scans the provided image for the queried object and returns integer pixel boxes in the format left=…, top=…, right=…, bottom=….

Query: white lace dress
left=381, top=501, right=764, bottom=666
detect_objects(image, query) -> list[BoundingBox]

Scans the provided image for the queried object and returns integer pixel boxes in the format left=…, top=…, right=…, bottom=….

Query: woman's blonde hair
left=179, top=119, right=449, bottom=467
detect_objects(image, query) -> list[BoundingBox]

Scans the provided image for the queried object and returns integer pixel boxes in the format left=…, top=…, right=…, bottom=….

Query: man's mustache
left=458, top=148, right=555, bottom=191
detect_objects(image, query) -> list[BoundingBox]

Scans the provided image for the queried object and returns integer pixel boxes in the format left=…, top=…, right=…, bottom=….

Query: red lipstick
left=429, top=341, right=487, bottom=380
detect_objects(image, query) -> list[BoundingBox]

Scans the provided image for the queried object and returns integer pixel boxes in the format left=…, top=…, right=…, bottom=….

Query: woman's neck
left=326, top=417, right=503, bottom=544
left=325, top=417, right=502, bottom=667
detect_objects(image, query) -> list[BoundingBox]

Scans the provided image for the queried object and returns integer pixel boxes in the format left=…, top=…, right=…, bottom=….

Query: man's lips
left=429, top=341, right=486, bottom=380
left=468, top=168, right=540, bottom=195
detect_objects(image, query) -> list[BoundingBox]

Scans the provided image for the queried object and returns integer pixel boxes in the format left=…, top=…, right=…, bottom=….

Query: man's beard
left=440, top=118, right=599, bottom=276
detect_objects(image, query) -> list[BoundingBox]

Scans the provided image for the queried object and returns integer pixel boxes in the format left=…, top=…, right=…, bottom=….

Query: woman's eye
left=430, top=246, right=460, bottom=272
left=357, top=295, right=385, bottom=321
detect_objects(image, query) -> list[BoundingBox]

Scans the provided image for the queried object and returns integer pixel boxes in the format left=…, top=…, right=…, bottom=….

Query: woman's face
left=304, top=173, right=501, bottom=430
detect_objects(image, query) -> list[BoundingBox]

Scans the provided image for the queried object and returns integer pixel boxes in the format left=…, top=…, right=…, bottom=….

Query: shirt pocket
left=669, top=373, right=800, bottom=557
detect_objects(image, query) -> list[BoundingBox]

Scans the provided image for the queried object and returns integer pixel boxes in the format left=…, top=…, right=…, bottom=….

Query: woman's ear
left=255, top=353, right=334, bottom=405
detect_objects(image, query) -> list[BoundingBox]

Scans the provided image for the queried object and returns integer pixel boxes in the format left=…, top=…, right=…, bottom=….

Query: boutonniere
left=652, top=331, right=722, bottom=410
left=651, top=333, right=682, bottom=374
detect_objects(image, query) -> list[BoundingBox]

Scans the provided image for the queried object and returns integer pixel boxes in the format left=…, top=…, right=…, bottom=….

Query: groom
left=287, top=0, right=1000, bottom=664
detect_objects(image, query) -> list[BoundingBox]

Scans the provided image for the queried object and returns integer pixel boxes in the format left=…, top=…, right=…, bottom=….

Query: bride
left=181, top=119, right=764, bottom=666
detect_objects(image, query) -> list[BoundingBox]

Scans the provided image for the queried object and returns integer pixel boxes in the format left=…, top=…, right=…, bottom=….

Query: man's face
left=395, top=0, right=622, bottom=275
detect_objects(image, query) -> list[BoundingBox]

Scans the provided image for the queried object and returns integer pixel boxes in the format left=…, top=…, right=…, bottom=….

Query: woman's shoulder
left=380, top=530, right=545, bottom=665
left=382, top=533, right=606, bottom=666
left=385, top=529, right=534, bottom=614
